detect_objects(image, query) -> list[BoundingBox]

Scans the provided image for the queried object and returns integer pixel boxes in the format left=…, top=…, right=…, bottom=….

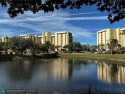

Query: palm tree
left=117, top=44, right=121, bottom=53
left=50, top=44, right=55, bottom=51
left=45, top=41, right=51, bottom=53
left=55, top=45, right=61, bottom=52
left=107, top=39, right=118, bottom=54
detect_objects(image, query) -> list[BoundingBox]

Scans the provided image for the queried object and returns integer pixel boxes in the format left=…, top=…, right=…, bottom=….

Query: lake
left=0, top=58, right=125, bottom=94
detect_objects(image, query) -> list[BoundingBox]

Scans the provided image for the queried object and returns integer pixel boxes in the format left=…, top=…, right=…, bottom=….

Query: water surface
left=0, top=58, right=125, bottom=94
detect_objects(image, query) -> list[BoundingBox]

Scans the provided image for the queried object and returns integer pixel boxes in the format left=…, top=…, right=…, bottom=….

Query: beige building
left=39, top=32, right=55, bottom=45
left=97, top=28, right=125, bottom=50
left=20, top=31, right=73, bottom=48
left=20, top=34, right=41, bottom=44
left=55, top=32, right=72, bottom=47
left=0, top=36, right=10, bottom=42
left=0, top=31, right=72, bottom=49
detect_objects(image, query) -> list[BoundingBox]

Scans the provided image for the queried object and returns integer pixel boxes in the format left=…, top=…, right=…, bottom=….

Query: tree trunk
left=111, top=50, right=113, bottom=55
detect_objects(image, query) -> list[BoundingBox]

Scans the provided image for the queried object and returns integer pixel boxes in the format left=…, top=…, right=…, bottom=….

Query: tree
left=0, top=42, right=7, bottom=54
left=50, top=44, right=55, bottom=51
left=9, top=37, right=32, bottom=54
left=98, top=44, right=105, bottom=53
left=63, top=45, right=69, bottom=51
left=82, top=44, right=92, bottom=52
left=107, top=39, right=118, bottom=54
left=0, top=42, right=4, bottom=51
left=120, top=47, right=125, bottom=54
left=63, top=42, right=82, bottom=52
left=1, top=0, right=125, bottom=23
left=39, top=44, right=48, bottom=53
left=39, top=41, right=54, bottom=53
left=29, top=42, right=40, bottom=56
left=117, top=44, right=121, bottom=52
left=63, top=43, right=73, bottom=52
left=9, top=37, right=22, bottom=54
left=44, top=41, right=51, bottom=53
left=55, top=45, right=61, bottom=52
left=82, top=45, right=88, bottom=52
left=90, top=45, right=97, bottom=52
left=73, top=42, right=82, bottom=52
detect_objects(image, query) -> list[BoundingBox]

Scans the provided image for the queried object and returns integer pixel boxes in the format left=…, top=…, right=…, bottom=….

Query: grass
left=1, top=52, right=125, bottom=61
left=60, top=53, right=125, bottom=60
left=23, top=52, right=59, bottom=59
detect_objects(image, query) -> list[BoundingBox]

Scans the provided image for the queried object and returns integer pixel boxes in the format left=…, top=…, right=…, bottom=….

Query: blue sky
left=0, top=5, right=125, bottom=45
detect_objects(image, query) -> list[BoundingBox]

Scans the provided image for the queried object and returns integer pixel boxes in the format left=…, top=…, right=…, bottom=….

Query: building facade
left=20, top=31, right=73, bottom=48
left=0, top=36, right=10, bottom=43
left=20, top=34, right=41, bottom=44
left=55, top=32, right=72, bottom=47
left=0, top=31, right=73, bottom=49
left=97, top=28, right=125, bottom=50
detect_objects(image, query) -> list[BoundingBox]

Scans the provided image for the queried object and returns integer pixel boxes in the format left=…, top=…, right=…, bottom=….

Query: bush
left=42, top=52, right=59, bottom=58
left=0, top=54, right=14, bottom=61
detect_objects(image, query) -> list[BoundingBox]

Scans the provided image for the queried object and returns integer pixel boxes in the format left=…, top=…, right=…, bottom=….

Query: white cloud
left=0, top=10, right=102, bottom=39
left=56, top=16, right=107, bottom=20
left=69, top=12, right=100, bottom=16
left=0, top=28, right=23, bottom=37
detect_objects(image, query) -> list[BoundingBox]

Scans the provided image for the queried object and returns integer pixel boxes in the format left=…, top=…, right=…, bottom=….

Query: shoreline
left=1, top=53, right=125, bottom=63
left=0, top=53, right=59, bottom=61
left=60, top=53, right=125, bottom=63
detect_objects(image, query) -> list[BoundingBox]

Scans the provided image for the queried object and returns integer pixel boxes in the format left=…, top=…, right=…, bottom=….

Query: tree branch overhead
left=0, top=0, right=125, bottom=23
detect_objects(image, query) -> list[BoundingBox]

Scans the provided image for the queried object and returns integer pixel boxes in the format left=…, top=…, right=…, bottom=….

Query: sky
left=0, top=5, right=125, bottom=45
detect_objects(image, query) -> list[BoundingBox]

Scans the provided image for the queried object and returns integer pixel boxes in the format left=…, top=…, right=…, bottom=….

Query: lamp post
left=73, top=43, right=75, bottom=52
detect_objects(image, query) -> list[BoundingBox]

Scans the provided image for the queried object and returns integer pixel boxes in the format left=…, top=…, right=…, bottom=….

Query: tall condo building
left=55, top=32, right=72, bottom=47
left=97, top=28, right=125, bottom=50
left=20, top=31, right=73, bottom=49
left=0, top=31, right=73, bottom=49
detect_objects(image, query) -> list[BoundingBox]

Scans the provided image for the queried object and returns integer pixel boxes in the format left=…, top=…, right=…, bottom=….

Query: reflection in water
left=0, top=58, right=125, bottom=93
left=52, top=58, right=72, bottom=80
left=5, top=58, right=73, bottom=82
left=37, top=58, right=73, bottom=81
left=6, top=60, right=35, bottom=81
left=98, top=62, right=125, bottom=83
left=3, top=58, right=94, bottom=82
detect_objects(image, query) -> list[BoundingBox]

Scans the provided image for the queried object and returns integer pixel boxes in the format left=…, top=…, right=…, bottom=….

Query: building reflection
left=5, top=58, right=72, bottom=82
left=5, top=58, right=74, bottom=82
left=37, top=58, right=73, bottom=81
left=98, top=62, right=125, bottom=83
left=52, top=58, right=72, bottom=80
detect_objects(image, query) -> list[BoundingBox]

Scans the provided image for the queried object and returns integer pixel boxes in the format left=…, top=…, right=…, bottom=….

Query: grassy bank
left=0, top=54, right=15, bottom=61
left=0, top=53, right=59, bottom=61
left=60, top=53, right=125, bottom=62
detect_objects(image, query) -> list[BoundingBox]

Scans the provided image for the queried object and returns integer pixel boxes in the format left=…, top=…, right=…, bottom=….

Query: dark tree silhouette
left=1, top=0, right=125, bottom=23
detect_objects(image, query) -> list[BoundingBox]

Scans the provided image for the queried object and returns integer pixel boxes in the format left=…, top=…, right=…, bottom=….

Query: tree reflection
left=5, top=60, right=36, bottom=82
